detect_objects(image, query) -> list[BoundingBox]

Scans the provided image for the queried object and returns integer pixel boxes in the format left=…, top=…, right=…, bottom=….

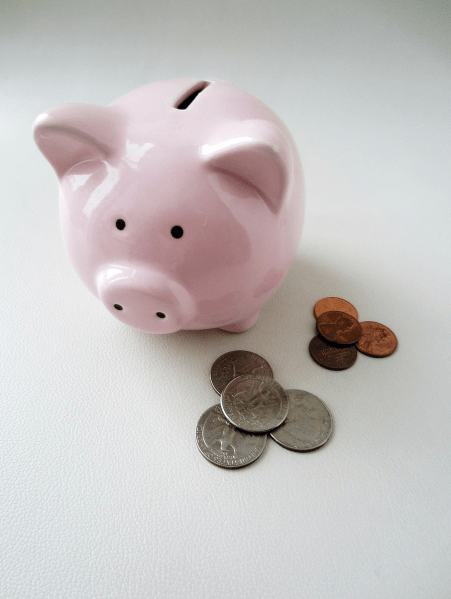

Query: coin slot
left=175, top=81, right=210, bottom=110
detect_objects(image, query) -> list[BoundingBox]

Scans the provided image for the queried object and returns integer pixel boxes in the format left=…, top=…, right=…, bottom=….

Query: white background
left=1, top=1, right=451, bottom=597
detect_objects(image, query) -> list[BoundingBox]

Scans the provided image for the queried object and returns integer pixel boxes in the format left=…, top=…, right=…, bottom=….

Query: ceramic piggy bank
left=33, top=78, right=304, bottom=333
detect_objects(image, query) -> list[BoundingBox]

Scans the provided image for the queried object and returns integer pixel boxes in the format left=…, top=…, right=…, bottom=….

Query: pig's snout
left=97, top=265, right=196, bottom=333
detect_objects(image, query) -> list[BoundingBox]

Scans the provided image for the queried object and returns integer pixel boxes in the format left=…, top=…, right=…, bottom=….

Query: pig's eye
left=116, top=219, right=126, bottom=230
left=171, top=226, right=183, bottom=239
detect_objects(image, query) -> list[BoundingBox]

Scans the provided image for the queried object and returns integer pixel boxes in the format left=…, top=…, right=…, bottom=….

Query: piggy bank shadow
left=129, top=254, right=363, bottom=400
left=173, top=253, right=361, bottom=345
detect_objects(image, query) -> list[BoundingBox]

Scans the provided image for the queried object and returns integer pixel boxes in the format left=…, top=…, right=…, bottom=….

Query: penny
left=309, top=335, right=357, bottom=370
left=210, top=350, right=274, bottom=395
left=221, top=374, right=289, bottom=433
left=356, top=321, right=398, bottom=357
left=316, top=310, right=362, bottom=345
left=313, top=297, right=358, bottom=321
left=270, top=389, right=333, bottom=452
left=196, top=404, right=267, bottom=469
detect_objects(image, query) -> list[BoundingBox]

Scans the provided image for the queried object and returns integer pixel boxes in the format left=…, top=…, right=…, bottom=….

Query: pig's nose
left=97, top=265, right=196, bottom=334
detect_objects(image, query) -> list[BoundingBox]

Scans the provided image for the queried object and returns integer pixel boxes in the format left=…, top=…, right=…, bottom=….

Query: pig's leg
left=220, top=312, right=260, bottom=333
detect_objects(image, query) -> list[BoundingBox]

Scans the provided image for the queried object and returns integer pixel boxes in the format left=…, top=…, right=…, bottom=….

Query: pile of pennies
left=196, top=350, right=333, bottom=469
left=309, top=297, right=398, bottom=371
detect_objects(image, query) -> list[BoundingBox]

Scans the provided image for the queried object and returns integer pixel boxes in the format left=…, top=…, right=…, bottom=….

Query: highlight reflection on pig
left=33, top=79, right=305, bottom=333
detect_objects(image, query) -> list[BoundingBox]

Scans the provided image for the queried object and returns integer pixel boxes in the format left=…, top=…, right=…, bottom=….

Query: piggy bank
left=33, top=78, right=304, bottom=333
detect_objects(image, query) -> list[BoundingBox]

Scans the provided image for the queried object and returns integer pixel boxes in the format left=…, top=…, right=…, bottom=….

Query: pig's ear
left=201, top=119, right=292, bottom=213
left=33, top=104, right=124, bottom=178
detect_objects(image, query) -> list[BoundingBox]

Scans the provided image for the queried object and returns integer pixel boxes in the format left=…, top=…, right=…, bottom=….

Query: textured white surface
left=2, top=1, right=451, bottom=598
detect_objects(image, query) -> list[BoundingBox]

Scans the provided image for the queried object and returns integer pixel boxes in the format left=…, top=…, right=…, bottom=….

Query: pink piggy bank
left=33, top=78, right=304, bottom=333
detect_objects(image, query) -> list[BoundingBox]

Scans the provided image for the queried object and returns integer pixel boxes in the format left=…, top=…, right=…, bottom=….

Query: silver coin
left=196, top=404, right=267, bottom=468
left=210, top=350, right=274, bottom=395
left=270, top=389, right=333, bottom=452
left=221, top=374, right=289, bottom=433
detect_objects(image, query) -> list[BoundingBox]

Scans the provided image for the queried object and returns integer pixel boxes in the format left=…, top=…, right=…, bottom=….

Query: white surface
left=2, top=1, right=451, bottom=598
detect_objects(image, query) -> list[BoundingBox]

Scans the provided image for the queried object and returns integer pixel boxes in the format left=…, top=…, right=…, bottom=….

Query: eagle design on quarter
left=196, top=404, right=267, bottom=468
left=203, top=410, right=255, bottom=458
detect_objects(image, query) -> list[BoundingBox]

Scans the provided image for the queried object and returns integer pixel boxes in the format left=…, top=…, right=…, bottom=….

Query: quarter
left=270, top=389, right=333, bottom=451
left=210, top=350, right=274, bottom=395
left=196, top=404, right=267, bottom=468
left=221, top=374, right=289, bottom=433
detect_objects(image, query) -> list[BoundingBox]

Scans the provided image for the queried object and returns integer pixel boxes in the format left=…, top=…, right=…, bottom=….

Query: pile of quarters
left=309, top=297, right=398, bottom=371
left=196, top=351, right=333, bottom=469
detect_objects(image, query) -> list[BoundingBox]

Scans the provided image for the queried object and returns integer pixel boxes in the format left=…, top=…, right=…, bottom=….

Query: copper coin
left=356, top=321, right=398, bottom=357
left=316, top=311, right=362, bottom=345
left=309, top=335, right=357, bottom=371
left=313, top=297, right=358, bottom=321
